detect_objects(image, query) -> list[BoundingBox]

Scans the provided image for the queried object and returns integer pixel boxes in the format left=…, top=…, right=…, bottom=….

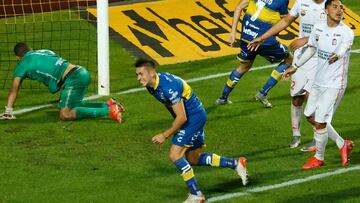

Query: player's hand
left=289, top=37, right=308, bottom=52
left=328, top=53, right=339, bottom=64
left=227, top=33, right=236, bottom=47
left=247, top=37, right=264, bottom=52
left=152, top=133, right=167, bottom=144
left=282, top=66, right=297, bottom=80
left=0, top=106, right=16, bottom=120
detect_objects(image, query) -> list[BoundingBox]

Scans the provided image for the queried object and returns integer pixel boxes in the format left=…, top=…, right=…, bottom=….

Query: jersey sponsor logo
left=318, top=50, right=332, bottom=60
left=302, top=23, right=313, bottom=34
left=243, top=26, right=259, bottom=39
left=301, top=3, right=310, bottom=7
left=260, top=0, right=273, bottom=5
left=87, top=0, right=360, bottom=65
left=332, top=38, right=337, bottom=45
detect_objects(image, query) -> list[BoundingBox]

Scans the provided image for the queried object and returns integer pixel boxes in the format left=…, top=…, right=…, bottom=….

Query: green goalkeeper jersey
left=13, top=49, right=70, bottom=93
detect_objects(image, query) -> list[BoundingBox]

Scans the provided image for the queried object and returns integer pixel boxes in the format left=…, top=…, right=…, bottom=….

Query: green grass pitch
left=0, top=1, right=359, bottom=202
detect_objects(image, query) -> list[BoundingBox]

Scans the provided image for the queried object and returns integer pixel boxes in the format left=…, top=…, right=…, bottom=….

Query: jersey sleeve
left=279, top=0, right=290, bottom=15
left=162, top=81, right=182, bottom=105
left=289, top=0, right=300, bottom=17
left=343, top=28, right=355, bottom=45
left=13, top=61, right=27, bottom=79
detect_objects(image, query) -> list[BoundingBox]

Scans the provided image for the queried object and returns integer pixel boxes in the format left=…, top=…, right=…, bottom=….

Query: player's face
left=136, top=66, right=152, bottom=87
left=326, top=0, right=344, bottom=23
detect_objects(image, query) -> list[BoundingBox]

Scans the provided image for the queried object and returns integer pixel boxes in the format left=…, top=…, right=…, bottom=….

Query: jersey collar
left=153, top=73, right=160, bottom=90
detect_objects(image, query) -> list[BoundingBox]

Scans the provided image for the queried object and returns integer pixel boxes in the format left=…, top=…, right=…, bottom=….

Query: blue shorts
left=172, top=109, right=207, bottom=151
left=237, top=40, right=289, bottom=63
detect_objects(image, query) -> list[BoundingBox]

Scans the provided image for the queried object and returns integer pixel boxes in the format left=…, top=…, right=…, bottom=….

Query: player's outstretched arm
left=228, top=0, right=249, bottom=47
left=1, top=77, right=22, bottom=120
left=152, top=100, right=187, bottom=144
left=247, top=14, right=297, bottom=52
left=289, top=37, right=309, bottom=52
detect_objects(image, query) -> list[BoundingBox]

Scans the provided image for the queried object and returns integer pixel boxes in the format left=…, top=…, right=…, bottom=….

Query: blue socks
left=198, top=153, right=236, bottom=169
left=259, top=63, right=289, bottom=96
left=220, top=69, right=243, bottom=100
left=174, top=158, right=202, bottom=196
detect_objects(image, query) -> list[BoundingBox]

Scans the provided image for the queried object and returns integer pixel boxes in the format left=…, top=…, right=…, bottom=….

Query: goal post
left=0, top=0, right=110, bottom=96
left=96, top=0, right=110, bottom=96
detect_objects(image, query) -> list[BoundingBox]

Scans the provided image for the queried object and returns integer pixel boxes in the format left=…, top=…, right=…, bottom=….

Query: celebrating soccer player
left=283, top=0, right=354, bottom=169
left=0, top=42, right=124, bottom=122
left=215, top=0, right=293, bottom=108
left=135, top=58, right=249, bottom=202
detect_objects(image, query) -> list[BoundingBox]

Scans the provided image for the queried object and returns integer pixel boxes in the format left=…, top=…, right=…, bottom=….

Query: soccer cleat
left=109, top=104, right=123, bottom=123
left=300, top=140, right=316, bottom=152
left=254, top=92, right=272, bottom=108
left=106, top=98, right=125, bottom=112
left=0, top=113, right=16, bottom=120
left=236, top=157, right=249, bottom=186
left=215, top=98, right=232, bottom=106
left=289, top=136, right=301, bottom=148
left=302, top=156, right=324, bottom=170
left=182, top=194, right=205, bottom=203
left=339, top=140, right=354, bottom=167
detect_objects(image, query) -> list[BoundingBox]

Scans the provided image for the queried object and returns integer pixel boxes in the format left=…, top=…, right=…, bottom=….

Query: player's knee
left=292, top=96, right=304, bottom=106
left=168, top=151, right=182, bottom=162
left=186, top=154, right=199, bottom=165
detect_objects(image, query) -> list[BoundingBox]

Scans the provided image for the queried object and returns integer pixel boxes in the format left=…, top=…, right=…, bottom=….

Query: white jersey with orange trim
left=290, top=0, right=326, bottom=38
left=308, top=22, right=354, bottom=89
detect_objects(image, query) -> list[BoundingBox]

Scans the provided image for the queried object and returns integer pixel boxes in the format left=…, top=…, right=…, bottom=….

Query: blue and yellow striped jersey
left=146, top=72, right=204, bottom=116
left=241, top=0, right=289, bottom=45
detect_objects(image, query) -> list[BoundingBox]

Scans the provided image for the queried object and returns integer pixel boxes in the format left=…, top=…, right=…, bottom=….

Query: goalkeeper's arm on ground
left=0, top=77, right=22, bottom=120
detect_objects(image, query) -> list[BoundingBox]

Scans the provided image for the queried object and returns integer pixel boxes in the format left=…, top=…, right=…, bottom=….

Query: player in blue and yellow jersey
left=216, top=0, right=293, bottom=108
left=135, top=58, right=248, bottom=203
left=0, top=42, right=124, bottom=122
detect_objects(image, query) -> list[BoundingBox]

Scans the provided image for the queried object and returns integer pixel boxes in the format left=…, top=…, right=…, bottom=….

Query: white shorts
left=304, top=85, right=345, bottom=123
left=290, top=47, right=318, bottom=97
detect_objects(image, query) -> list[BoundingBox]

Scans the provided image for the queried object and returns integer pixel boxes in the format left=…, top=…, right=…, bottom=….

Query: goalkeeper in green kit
left=1, top=42, right=124, bottom=123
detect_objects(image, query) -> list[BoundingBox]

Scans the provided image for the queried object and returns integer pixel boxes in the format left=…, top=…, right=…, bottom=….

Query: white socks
left=327, top=123, right=345, bottom=149
left=291, top=104, right=302, bottom=137
left=314, top=128, right=328, bottom=161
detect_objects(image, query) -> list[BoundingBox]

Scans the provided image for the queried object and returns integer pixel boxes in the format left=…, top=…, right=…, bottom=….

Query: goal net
left=0, top=0, right=100, bottom=92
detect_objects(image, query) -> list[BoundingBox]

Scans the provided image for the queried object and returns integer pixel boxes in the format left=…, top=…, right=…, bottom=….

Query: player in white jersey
left=283, top=0, right=354, bottom=169
left=247, top=0, right=326, bottom=150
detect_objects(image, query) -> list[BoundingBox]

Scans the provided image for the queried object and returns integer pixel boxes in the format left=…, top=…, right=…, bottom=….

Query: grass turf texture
left=0, top=1, right=360, bottom=202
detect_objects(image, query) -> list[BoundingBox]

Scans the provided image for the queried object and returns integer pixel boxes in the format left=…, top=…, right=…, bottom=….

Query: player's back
left=14, top=50, right=70, bottom=93
left=242, top=0, right=289, bottom=45
left=147, top=72, right=205, bottom=118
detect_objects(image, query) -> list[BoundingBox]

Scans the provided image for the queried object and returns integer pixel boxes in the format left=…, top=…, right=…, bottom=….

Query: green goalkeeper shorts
left=59, top=66, right=91, bottom=109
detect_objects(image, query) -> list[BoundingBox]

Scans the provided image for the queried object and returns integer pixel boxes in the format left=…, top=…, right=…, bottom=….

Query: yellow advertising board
left=88, top=0, right=360, bottom=65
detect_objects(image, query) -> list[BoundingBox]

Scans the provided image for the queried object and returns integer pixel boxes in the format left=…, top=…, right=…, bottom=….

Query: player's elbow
left=176, top=114, right=187, bottom=124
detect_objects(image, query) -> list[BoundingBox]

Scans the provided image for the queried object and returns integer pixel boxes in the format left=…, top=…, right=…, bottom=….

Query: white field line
left=207, top=165, right=360, bottom=202
left=12, top=49, right=360, bottom=115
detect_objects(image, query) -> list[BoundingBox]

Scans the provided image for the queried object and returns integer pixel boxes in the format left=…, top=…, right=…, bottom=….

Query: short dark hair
left=325, top=0, right=342, bottom=9
left=135, top=58, right=156, bottom=69
left=13, top=42, right=31, bottom=57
